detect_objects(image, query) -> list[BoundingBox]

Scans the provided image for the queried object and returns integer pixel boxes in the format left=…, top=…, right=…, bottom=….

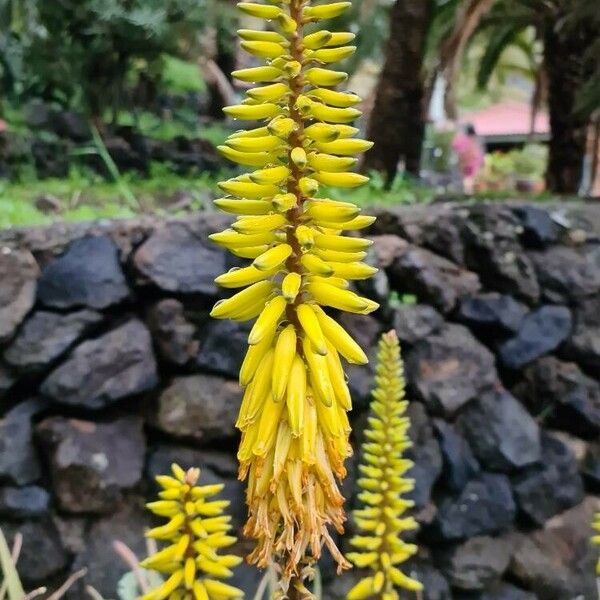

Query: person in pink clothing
left=452, top=123, right=484, bottom=194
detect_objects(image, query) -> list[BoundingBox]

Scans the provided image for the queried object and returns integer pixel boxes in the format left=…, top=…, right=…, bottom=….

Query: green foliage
left=160, top=55, right=205, bottom=94
left=0, top=0, right=208, bottom=116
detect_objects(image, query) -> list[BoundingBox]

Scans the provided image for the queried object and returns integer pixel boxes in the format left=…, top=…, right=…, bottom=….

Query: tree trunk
left=362, top=0, right=434, bottom=185
left=543, top=14, right=597, bottom=194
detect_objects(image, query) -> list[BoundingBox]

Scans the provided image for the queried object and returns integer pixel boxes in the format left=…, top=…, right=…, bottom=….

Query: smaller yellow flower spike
left=346, top=331, right=423, bottom=600
left=140, top=464, right=244, bottom=600
left=592, top=511, right=600, bottom=575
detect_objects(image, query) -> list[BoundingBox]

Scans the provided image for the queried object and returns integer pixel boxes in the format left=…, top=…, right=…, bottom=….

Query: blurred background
left=0, top=0, right=598, bottom=228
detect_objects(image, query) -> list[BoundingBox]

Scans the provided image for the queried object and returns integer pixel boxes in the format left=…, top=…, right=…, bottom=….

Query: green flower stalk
left=208, top=0, right=378, bottom=586
left=141, top=464, right=244, bottom=600
left=346, top=331, right=422, bottom=600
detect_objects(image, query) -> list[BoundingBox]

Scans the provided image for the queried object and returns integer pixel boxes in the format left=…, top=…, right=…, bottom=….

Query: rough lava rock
left=147, top=299, right=198, bottom=365
left=462, top=207, right=540, bottom=304
left=582, top=443, right=600, bottom=490
left=195, top=319, right=251, bottom=379
left=530, top=244, right=600, bottom=304
left=433, top=419, right=480, bottom=493
left=517, top=356, right=600, bottom=438
left=70, top=499, right=152, bottom=598
left=134, top=221, right=227, bottom=295
left=4, top=309, right=102, bottom=370
left=146, top=444, right=238, bottom=481
left=0, top=519, right=69, bottom=584
left=512, top=205, right=559, bottom=248
left=36, top=416, right=146, bottom=514
left=511, top=433, right=584, bottom=526
left=457, top=388, right=541, bottom=472
left=406, top=403, right=443, bottom=508
left=438, top=535, right=512, bottom=591
left=155, top=374, right=240, bottom=443
left=457, top=293, right=528, bottom=338
left=508, top=496, right=600, bottom=600
left=429, top=473, right=516, bottom=541
left=393, top=304, right=444, bottom=346
left=498, top=306, right=572, bottom=370
left=388, top=244, right=481, bottom=313
left=41, top=319, right=158, bottom=409
left=0, top=399, right=43, bottom=485
left=408, top=561, right=452, bottom=600
left=406, top=324, right=497, bottom=416
left=564, top=298, right=600, bottom=373
left=37, top=235, right=130, bottom=309
left=453, top=582, right=536, bottom=600
left=0, top=485, right=50, bottom=518
left=0, top=247, right=39, bottom=342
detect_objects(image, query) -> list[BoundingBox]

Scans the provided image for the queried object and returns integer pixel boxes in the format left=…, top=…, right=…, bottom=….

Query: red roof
left=460, top=101, right=549, bottom=137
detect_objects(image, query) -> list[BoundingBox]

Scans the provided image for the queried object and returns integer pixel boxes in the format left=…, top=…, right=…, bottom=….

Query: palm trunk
left=362, top=0, right=434, bottom=186
left=543, top=15, right=595, bottom=194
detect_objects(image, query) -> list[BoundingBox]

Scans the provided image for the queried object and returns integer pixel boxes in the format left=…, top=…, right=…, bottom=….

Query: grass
left=0, top=165, right=558, bottom=229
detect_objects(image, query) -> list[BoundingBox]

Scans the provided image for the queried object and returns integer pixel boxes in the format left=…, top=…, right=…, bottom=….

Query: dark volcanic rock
left=0, top=399, right=43, bottom=485
left=564, top=298, right=600, bottom=373
left=498, top=305, right=572, bottom=369
left=454, top=582, right=536, bottom=600
left=146, top=444, right=238, bottom=481
left=155, top=374, right=240, bottom=443
left=0, top=485, right=50, bottom=518
left=457, top=389, right=541, bottom=472
left=388, top=244, right=481, bottom=313
left=438, top=535, right=512, bottom=591
left=41, top=319, right=158, bottom=409
left=147, top=299, right=198, bottom=365
left=406, top=403, right=443, bottom=508
left=71, top=499, right=151, bottom=598
left=337, top=313, right=382, bottom=351
left=0, top=365, right=14, bottom=398
left=430, top=474, right=516, bottom=541
left=421, top=211, right=467, bottom=265
left=409, top=561, right=452, bottom=600
left=134, top=221, right=227, bottom=295
left=512, top=205, right=559, bottom=248
left=36, top=416, right=146, bottom=514
left=508, top=496, right=599, bottom=600
left=582, top=443, right=600, bottom=490
left=517, top=356, right=600, bottom=438
left=457, top=293, right=528, bottom=338
left=37, top=235, right=130, bottom=309
left=1, top=519, right=69, bottom=585
left=462, top=208, right=540, bottom=303
left=393, top=304, right=444, bottom=346
left=511, top=433, right=584, bottom=526
left=406, top=324, right=497, bottom=416
left=433, top=420, right=480, bottom=492
left=196, top=319, right=251, bottom=379
left=0, top=248, right=39, bottom=342
left=530, top=244, right=600, bottom=304
left=346, top=348, right=376, bottom=410
left=4, top=309, right=102, bottom=370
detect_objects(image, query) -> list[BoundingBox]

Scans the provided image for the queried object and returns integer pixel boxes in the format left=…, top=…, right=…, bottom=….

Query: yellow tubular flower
left=211, top=0, right=377, bottom=587
left=140, top=464, right=243, bottom=600
left=593, top=512, right=600, bottom=574
left=346, top=331, right=423, bottom=600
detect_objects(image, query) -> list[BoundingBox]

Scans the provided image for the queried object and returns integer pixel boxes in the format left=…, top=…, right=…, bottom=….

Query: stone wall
left=0, top=202, right=599, bottom=600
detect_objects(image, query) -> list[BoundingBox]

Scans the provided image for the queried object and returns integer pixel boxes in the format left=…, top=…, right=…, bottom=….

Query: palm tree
left=361, top=0, right=436, bottom=184
left=440, top=0, right=600, bottom=193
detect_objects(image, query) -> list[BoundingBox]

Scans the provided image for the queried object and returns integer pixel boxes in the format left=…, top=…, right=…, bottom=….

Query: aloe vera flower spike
left=346, top=331, right=422, bottom=600
left=141, top=463, right=244, bottom=600
left=209, top=0, right=377, bottom=588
